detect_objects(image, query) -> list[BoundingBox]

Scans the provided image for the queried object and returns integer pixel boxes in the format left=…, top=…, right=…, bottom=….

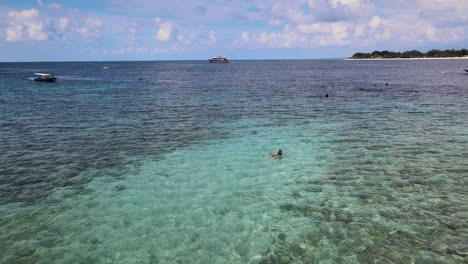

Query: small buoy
left=442, top=72, right=446, bottom=74
left=385, top=83, right=388, bottom=85
left=325, top=94, right=329, bottom=97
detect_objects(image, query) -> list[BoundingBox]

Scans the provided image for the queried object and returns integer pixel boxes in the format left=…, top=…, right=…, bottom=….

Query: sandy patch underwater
left=1, top=119, right=337, bottom=263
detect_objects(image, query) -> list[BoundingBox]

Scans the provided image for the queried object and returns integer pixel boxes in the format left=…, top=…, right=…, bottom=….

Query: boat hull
left=34, top=77, right=57, bottom=82
left=208, top=60, right=229, bottom=63
left=464, top=68, right=468, bottom=73
left=208, top=56, right=229, bottom=63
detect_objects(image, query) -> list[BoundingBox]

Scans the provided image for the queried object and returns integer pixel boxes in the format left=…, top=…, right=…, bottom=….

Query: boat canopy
left=34, top=73, right=54, bottom=76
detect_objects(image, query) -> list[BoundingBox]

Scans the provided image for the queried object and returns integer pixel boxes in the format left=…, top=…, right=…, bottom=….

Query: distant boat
left=208, top=56, right=229, bottom=63
left=103, top=66, right=111, bottom=69
left=34, top=73, right=57, bottom=82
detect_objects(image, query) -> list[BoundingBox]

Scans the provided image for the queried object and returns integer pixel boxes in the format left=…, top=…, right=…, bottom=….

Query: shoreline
left=345, top=57, right=468, bottom=61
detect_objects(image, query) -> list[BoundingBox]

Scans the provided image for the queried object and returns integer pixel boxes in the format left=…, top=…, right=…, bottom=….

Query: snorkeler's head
left=278, top=150, right=283, bottom=155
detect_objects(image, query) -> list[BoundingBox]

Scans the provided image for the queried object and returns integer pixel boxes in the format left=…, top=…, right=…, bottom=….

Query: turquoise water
left=1, top=60, right=468, bottom=263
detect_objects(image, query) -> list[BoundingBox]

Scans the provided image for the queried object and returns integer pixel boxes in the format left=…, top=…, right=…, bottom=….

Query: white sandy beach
left=345, top=57, right=468, bottom=61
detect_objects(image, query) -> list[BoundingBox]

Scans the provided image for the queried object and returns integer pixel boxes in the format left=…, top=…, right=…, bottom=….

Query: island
left=348, top=49, right=468, bottom=60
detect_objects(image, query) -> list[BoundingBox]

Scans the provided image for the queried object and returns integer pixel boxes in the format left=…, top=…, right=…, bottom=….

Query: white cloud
left=113, top=48, right=126, bottom=55
left=306, top=0, right=374, bottom=22
left=374, top=0, right=468, bottom=25
left=254, top=25, right=309, bottom=48
left=103, top=0, right=251, bottom=24
left=135, top=47, right=148, bottom=54
left=154, top=18, right=174, bottom=41
left=242, top=31, right=249, bottom=42
left=208, top=30, right=216, bottom=46
left=418, top=0, right=468, bottom=12
left=152, top=47, right=168, bottom=54
left=1, top=0, right=466, bottom=60
left=297, top=21, right=352, bottom=45
left=58, top=17, right=69, bottom=31
left=153, top=17, right=161, bottom=24
left=5, top=9, right=47, bottom=42
left=363, top=14, right=466, bottom=44
left=86, top=17, right=103, bottom=28
left=368, top=16, right=382, bottom=29
left=112, top=47, right=134, bottom=55
left=126, top=22, right=137, bottom=43
left=28, top=22, right=47, bottom=40
left=235, top=0, right=467, bottom=51
left=156, top=23, right=173, bottom=41
left=6, top=24, right=24, bottom=42
left=77, top=17, right=103, bottom=40
left=268, top=19, right=282, bottom=26
left=47, top=3, right=62, bottom=11
left=270, top=2, right=311, bottom=24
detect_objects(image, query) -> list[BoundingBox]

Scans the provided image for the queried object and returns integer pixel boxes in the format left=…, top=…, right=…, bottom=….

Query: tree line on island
left=350, top=49, right=468, bottom=59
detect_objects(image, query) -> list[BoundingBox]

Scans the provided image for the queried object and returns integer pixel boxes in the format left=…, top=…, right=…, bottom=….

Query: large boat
left=34, top=73, right=57, bottom=82
left=208, top=56, right=229, bottom=63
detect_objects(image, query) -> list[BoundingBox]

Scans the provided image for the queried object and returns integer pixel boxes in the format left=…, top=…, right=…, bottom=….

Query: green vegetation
left=350, top=49, right=468, bottom=59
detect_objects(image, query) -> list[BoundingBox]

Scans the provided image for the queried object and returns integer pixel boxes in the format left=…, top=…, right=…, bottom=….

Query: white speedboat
left=208, top=56, right=229, bottom=63
left=34, top=73, right=57, bottom=82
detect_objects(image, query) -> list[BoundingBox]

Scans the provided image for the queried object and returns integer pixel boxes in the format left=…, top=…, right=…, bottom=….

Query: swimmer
left=263, top=149, right=283, bottom=157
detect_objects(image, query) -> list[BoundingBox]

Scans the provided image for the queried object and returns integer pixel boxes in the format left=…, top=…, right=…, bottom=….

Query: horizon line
left=0, top=58, right=347, bottom=63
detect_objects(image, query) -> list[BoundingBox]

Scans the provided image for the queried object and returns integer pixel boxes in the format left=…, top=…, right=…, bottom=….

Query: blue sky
left=0, top=0, right=467, bottom=61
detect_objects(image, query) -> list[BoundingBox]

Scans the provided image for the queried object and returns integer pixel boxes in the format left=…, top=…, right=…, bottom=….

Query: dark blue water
left=1, top=60, right=467, bottom=263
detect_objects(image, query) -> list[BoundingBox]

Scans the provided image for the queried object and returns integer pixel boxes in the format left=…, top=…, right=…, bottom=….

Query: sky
left=0, top=0, right=467, bottom=61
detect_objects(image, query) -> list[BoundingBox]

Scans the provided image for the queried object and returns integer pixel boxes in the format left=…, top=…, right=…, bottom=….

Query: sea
left=0, top=59, right=467, bottom=264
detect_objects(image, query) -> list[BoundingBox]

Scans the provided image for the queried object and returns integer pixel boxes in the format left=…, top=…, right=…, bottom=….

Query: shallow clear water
left=1, top=60, right=468, bottom=263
